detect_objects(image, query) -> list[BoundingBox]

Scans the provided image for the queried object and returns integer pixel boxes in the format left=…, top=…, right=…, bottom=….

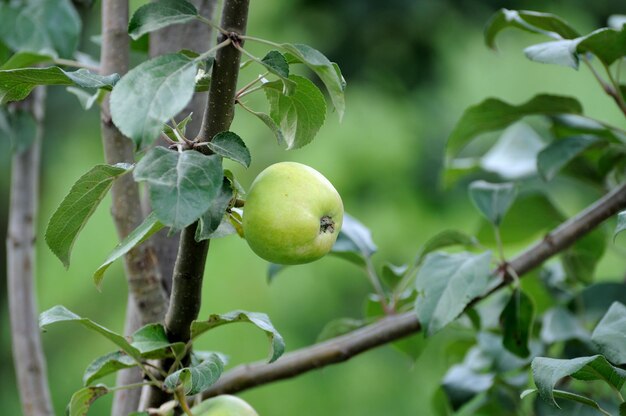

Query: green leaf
left=83, top=351, right=136, bottom=385
left=0, top=51, right=53, bottom=70
left=0, top=67, right=119, bottom=104
left=162, top=113, right=193, bottom=142
left=128, top=0, right=198, bottom=40
left=415, top=251, right=492, bottom=335
left=0, top=0, right=81, bottom=58
left=133, top=147, right=223, bottom=230
left=206, top=131, right=251, bottom=167
left=524, top=39, right=580, bottom=69
left=66, top=87, right=105, bottom=110
left=39, top=305, right=141, bottom=360
left=0, top=107, right=37, bottom=153
left=280, top=43, right=345, bottom=120
left=446, top=94, right=583, bottom=159
left=131, top=323, right=185, bottom=359
left=484, top=9, right=580, bottom=50
left=263, top=74, right=326, bottom=149
left=468, top=181, right=517, bottom=227
left=45, top=164, right=131, bottom=268
left=480, top=122, right=545, bottom=179
left=537, top=136, right=601, bottom=181
left=442, top=364, right=494, bottom=410
left=164, top=353, right=224, bottom=395
left=551, top=114, right=626, bottom=143
left=500, top=289, right=534, bottom=358
left=195, top=178, right=234, bottom=242
left=261, top=50, right=289, bottom=79
left=316, top=318, right=365, bottom=342
left=330, top=213, right=377, bottom=267
left=191, top=311, right=285, bottom=363
left=540, top=307, right=588, bottom=344
left=591, top=302, right=626, bottom=365
left=576, top=27, right=626, bottom=66
left=415, top=230, right=478, bottom=268
left=110, top=53, right=198, bottom=148
left=569, top=282, right=626, bottom=323
left=531, top=355, right=626, bottom=406
left=521, top=388, right=608, bottom=414
left=615, top=211, right=626, bottom=242
left=94, top=212, right=163, bottom=289
left=243, top=106, right=286, bottom=147
left=67, top=385, right=109, bottom=416
left=561, top=228, right=606, bottom=284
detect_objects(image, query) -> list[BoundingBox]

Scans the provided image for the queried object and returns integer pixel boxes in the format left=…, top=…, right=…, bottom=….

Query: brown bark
left=7, top=87, right=54, bottom=416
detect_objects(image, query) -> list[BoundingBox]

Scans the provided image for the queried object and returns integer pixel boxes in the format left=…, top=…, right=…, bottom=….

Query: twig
left=202, top=181, right=626, bottom=397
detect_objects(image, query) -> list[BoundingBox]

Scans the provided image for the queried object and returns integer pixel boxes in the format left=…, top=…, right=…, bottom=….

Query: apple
left=190, top=395, right=259, bottom=416
left=242, top=161, right=344, bottom=265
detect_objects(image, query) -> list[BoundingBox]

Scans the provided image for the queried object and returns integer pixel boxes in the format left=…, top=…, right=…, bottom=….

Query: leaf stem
left=235, top=73, right=267, bottom=99
left=494, top=225, right=506, bottom=263
left=196, top=38, right=232, bottom=63
left=196, top=14, right=229, bottom=36
left=364, top=258, right=392, bottom=314
left=239, top=35, right=281, bottom=48
left=175, top=388, right=195, bottom=416
left=53, top=58, right=100, bottom=72
left=603, top=61, right=626, bottom=116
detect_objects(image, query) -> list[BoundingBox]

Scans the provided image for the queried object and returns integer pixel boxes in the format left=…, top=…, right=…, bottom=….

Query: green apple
left=190, top=395, right=259, bottom=416
left=242, top=161, right=344, bottom=265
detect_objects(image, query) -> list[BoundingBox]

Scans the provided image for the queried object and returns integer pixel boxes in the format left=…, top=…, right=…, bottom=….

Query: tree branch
left=202, top=181, right=626, bottom=397
left=142, top=0, right=250, bottom=409
left=99, top=1, right=169, bottom=414
left=7, top=87, right=54, bottom=416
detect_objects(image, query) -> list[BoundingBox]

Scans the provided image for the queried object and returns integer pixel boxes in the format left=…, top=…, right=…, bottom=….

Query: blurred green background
left=1, top=0, right=625, bottom=415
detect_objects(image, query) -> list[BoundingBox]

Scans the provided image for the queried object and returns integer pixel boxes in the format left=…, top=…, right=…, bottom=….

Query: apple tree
left=2, top=1, right=626, bottom=415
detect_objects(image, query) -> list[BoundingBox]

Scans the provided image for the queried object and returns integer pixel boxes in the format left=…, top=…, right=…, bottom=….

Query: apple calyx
left=320, top=215, right=335, bottom=234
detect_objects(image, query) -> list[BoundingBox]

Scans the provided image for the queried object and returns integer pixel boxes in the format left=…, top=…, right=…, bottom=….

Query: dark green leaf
left=330, top=213, right=377, bottom=267
left=94, top=212, right=164, bottom=289
left=561, top=228, right=606, bottom=284
left=131, top=323, right=185, bottom=359
left=39, top=305, right=140, bottom=359
left=577, top=27, right=626, bottom=66
left=110, top=53, right=198, bottom=148
left=206, top=131, right=251, bottom=167
left=480, top=122, right=545, bottom=179
left=0, top=51, right=53, bottom=70
left=0, top=0, right=81, bottom=58
left=316, top=318, right=365, bottom=342
left=45, top=164, right=131, bottom=268
left=591, top=302, right=626, bottom=365
left=621, top=402, right=626, bottom=416
left=280, top=43, right=345, bottom=120
left=446, top=94, right=583, bottom=159
left=243, top=106, right=286, bottom=147
left=261, top=50, right=289, bottom=79
left=196, top=178, right=234, bottom=242
left=0, top=67, right=118, bottom=104
left=67, top=385, right=109, bottom=416
left=469, top=181, right=517, bottom=227
left=191, top=311, right=284, bottom=363
left=164, top=353, right=223, bottom=395
left=569, top=283, right=626, bottom=323
left=83, top=351, right=136, bottom=385
left=531, top=355, right=626, bottom=406
left=521, top=389, right=607, bottom=414
left=537, top=136, right=601, bottom=181
left=381, top=263, right=407, bottom=288
left=500, top=289, right=534, bottom=358
left=133, top=147, right=223, bottom=230
left=415, top=251, right=492, bottom=335
left=128, top=0, right=198, bottom=40
left=263, top=74, right=326, bottom=149
left=614, top=211, right=626, bottom=242
left=540, top=307, right=588, bottom=344
left=484, top=9, right=580, bottom=50
left=524, top=39, right=579, bottom=68
left=416, top=230, right=478, bottom=267
left=551, top=114, right=626, bottom=142
left=0, top=107, right=37, bottom=153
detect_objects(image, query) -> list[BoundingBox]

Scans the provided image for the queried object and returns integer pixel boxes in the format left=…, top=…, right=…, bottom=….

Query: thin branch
left=7, top=87, right=54, bottom=416
left=142, top=0, right=250, bottom=409
left=202, top=181, right=626, bottom=397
